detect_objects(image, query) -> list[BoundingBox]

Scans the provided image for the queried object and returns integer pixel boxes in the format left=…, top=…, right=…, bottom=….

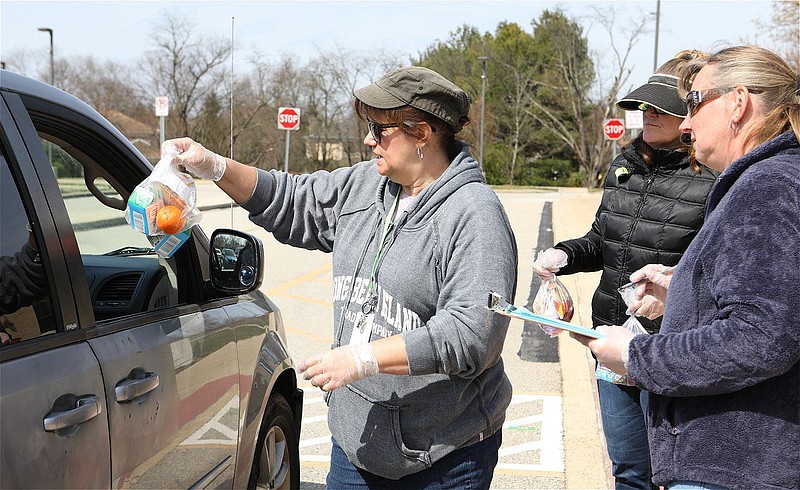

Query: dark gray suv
left=0, top=70, right=302, bottom=489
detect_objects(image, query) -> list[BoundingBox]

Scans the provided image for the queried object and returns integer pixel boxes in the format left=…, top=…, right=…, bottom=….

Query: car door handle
left=43, top=395, right=102, bottom=432
left=115, top=371, right=159, bottom=402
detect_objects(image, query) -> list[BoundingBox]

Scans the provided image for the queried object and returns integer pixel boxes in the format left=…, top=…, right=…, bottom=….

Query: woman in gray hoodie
left=166, top=66, right=518, bottom=489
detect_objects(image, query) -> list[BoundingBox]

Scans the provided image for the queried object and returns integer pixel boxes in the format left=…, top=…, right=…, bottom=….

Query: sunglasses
left=637, top=103, right=667, bottom=115
left=367, top=121, right=399, bottom=144
left=684, top=87, right=733, bottom=117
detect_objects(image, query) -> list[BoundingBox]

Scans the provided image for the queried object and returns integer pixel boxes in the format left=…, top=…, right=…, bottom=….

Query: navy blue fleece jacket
left=628, top=131, right=800, bottom=489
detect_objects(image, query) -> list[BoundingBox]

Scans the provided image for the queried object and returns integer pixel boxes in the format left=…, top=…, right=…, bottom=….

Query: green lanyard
left=363, top=190, right=400, bottom=314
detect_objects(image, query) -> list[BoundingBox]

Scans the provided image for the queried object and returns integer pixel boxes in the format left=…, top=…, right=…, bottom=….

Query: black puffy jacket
left=555, top=143, right=718, bottom=333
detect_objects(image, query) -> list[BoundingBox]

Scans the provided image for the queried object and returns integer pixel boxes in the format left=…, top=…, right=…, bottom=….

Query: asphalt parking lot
left=196, top=181, right=611, bottom=489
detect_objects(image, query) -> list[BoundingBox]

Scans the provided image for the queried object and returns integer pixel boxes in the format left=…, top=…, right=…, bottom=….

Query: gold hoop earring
left=417, top=147, right=424, bottom=160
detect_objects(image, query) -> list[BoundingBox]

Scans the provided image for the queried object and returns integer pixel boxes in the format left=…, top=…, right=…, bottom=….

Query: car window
left=35, top=128, right=183, bottom=323
left=0, top=152, right=57, bottom=344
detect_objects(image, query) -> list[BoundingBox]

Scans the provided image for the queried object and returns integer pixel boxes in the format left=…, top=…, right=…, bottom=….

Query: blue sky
left=1, top=0, right=775, bottom=95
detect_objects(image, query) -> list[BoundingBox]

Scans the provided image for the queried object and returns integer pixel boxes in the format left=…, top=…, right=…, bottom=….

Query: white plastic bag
left=125, top=146, right=202, bottom=237
left=617, top=281, right=649, bottom=335
left=531, top=277, right=574, bottom=337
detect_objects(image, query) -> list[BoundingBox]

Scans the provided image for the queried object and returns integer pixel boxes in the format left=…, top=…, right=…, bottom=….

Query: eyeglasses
left=637, top=103, right=667, bottom=115
left=685, top=87, right=733, bottom=117
left=367, top=121, right=399, bottom=144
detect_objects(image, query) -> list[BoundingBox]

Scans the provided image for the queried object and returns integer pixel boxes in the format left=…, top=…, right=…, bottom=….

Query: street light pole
left=478, top=56, right=488, bottom=170
left=38, top=27, right=54, bottom=86
left=38, top=27, right=54, bottom=169
left=653, top=0, right=661, bottom=72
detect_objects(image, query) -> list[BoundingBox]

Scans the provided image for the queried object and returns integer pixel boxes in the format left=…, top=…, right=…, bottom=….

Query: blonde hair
left=633, top=49, right=708, bottom=170
left=679, top=45, right=800, bottom=150
left=657, top=49, right=708, bottom=77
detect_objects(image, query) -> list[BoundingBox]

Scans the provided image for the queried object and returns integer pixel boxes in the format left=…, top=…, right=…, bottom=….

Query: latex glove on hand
left=532, top=248, right=568, bottom=281
left=570, top=325, right=635, bottom=375
left=299, top=344, right=379, bottom=392
left=626, top=294, right=665, bottom=320
left=163, top=138, right=227, bottom=181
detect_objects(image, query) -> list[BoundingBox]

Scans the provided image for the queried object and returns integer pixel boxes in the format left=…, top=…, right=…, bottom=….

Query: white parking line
left=302, top=414, right=328, bottom=424
left=303, top=394, right=326, bottom=405
left=538, top=396, right=564, bottom=472
left=300, top=435, right=332, bottom=449
left=298, top=393, right=565, bottom=473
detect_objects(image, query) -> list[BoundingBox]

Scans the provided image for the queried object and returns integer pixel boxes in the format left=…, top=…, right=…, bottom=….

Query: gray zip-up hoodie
left=241, top=143, right=518, bottom=479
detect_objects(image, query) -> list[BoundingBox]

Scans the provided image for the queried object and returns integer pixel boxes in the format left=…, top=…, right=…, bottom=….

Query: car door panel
left=1, top=95, right=111, bottom=489
left=0, top=93, right=79, bottom=332
left=90, top=308, right=239, bottom=488
left=0, top=343, right=111, bottom=489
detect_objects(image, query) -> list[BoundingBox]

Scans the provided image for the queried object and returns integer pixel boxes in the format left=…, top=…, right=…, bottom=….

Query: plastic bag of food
left=531, top=277, right=574, bottom=337
left=617, top=281, right=649, bottom=335
left=125, top=146, right=202, bottom=237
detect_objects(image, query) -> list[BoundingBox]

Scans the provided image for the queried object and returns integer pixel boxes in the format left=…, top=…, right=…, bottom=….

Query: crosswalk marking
left=298, top=393, right=565, bottom=472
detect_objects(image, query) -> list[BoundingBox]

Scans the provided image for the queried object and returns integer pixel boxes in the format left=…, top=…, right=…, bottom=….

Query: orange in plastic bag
left=156, top=205, right=186, bottom=234
left=531, top=278, right=574, bottom=336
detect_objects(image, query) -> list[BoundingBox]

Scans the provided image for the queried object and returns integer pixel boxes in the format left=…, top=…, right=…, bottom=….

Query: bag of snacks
left=125, top=146, right=202, bottom=238
left=531, top=277, right=574, bottom=337
left=125, top=146, right=202, bottom=258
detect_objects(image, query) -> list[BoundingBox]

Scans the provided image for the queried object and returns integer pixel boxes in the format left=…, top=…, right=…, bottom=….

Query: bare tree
left=1, top=48, right=38, bottom=78
left=58, top=57, right=144, bottom=114
left=138, top=12, right=232, bottom=137
left=304, top=45, right=404, bottom=169
left=754, top=0, right=800, bottom=72
left=522, top=6, right=645, bottom=187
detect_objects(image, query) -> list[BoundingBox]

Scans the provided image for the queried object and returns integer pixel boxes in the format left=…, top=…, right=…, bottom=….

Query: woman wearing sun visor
left=532, top=50, right=719, bottom=490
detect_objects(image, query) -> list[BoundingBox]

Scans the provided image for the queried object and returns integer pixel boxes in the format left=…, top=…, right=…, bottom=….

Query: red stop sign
left=604, top=118, right=625, bottom=140
left=278, top=107, right=301, bottom=130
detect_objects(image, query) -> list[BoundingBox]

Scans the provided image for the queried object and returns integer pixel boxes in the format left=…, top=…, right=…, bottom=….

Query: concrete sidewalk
left=550, top=189, right=612, bottom=490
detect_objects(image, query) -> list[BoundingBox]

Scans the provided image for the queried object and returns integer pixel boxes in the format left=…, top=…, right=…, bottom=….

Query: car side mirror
left=209, top=229, right=264, bottom=294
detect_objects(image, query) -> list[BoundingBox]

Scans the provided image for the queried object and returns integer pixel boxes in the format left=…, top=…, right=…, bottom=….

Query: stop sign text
left=278, top=107, right=301, bottom=131
left=604, top=118, right=625, bottom=140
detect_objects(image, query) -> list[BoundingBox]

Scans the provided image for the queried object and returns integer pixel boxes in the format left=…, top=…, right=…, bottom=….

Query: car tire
left=248, top=392, right=300, bottom=490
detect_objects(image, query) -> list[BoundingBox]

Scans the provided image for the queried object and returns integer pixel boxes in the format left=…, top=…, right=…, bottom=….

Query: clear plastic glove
left=626, top=294, right=665, bottom=320
left=629, top=264, right=674, bottom=305
left=298, top=344, right=379, bottom=392
left=570, top=325, right=635, bottom=375
left=532, top=248, right=569, bottom=281
left=163, top=138, right=227, bottom=181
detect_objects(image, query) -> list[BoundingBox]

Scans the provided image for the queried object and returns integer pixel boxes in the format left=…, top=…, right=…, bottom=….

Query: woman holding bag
left=533, top=51, right=718, bottom=490
left=576, top=44, right=800, bottom=490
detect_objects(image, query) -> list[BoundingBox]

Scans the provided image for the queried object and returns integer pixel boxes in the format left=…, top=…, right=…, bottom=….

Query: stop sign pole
left=278, top=107, right=301, bottom=173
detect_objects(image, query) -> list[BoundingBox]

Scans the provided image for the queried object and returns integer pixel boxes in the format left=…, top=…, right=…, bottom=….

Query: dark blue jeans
left=597, top=380, right=657, bottom=490
left=326, top=430, right=502, bottom=489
